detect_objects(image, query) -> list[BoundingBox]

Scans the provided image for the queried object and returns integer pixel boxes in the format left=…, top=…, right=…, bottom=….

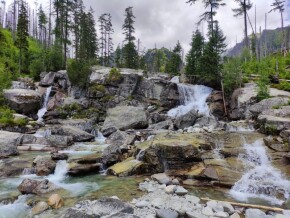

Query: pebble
left=164, top=185, right=176, bottom=194
left=230, top=213, right=241, bottom=218
left=202, top=206, right=214, bottom=216
left=136, top=200, right=150, bottom=208
left=156, top=208, right=178, bottom=218
left=175, top=186, right=188, bottom=195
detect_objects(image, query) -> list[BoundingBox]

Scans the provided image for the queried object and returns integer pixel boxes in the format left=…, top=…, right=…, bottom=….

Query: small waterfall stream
left=230, top=139, right=290, bottom=205
left=167, top=83, right=213, bottom=118
left=37, top=86, right=52, bottom=122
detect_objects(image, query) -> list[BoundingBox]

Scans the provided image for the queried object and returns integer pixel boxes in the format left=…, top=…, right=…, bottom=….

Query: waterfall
left=34, top=128, right=52, bottom=138
left=0, top=195, right=30, bottom=218
left=91, top=129, right=106, bottom=143
left=37, top=86, right=52, bottom=122
left=136, top=149, right=145, bottom=161
left=167, top=84, right=213, bottom=118
left=230, top=139, right=290, bottom=205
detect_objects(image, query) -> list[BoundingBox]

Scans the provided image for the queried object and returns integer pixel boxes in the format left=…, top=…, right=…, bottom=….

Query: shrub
left=67, top=60, right=91, bottom=88
left=89, top=84, right=105, bottom=93
left=106, top=68, right=122, bottom=83
left=0, top=107, right=28, bottom=127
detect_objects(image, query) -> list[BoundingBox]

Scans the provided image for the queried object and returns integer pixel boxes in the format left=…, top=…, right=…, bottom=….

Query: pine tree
left=122, top=7, right=138, bottom=69
left=166, top=41, right=183, bottom=76
left=232, top=0, right=252, bottom=48
left=185, top=29, right=204, bottom=81
left=53, top=0, right=74, bottom=68
left=186, top=0, right=226, bottom=35
left=15, top=0, right=29, bottom=73
left=269, top=0, right=285, bottom=54
left=38, top=5, right=47, bottom=46
left=200, top=21, right=226, bottom=88
left=115, top=45, right=122, bottom=68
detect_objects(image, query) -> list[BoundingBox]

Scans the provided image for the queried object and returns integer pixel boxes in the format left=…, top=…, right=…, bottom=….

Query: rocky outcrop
left=0, top=131, right=21, bottom=158
left=62, top=197, right=134, bottom=218
left=107, top=157, right=143, bottom=177
left=174, top=109, right=199, bottom=129
left=3, top=89, right=41, bottom=115
left=33, top=156, right=56, bottom=176
left=249, top=97, right=289, bottom=118
left=40, top=71, right=70, bottom=90
left=102, top=106, right=149, bottom=136
left=207, top=91, right=225, bottom=119
left=18, top=179, right=58, bottom=195
left=229, top=83, right=258, bottom=120
left=51, top=125, right=95, bottom=142
left=107, top=130, right=135, bottom=147
left=257, top=106, right=290, bottom=134
left=68, top=162, right=101, bottom=176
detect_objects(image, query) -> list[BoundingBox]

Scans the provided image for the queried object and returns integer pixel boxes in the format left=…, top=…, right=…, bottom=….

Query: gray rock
left=175, top=186, right=188, bottom=196
left=102, top=144, right=122, bottom=166
left=62, top=197, right=134, bottom=218
left=249, top=97, right=289, bottom=117
left=202, top=206, right=214, bottom=216
left=245, top=209, right=267, bottom=218
left=220, top=202, right=235, bottom=214
left=151, top=173, right=171, bottom=185
left=103, top=106, right=149, bottom=133
left=107, top=130, right=135, bottom=147
left=107, top=212, right=140, bottom=218
left=149, top=120, right=172, bottom=130
left=230, top=213, right=240, bottom=218
left=229, top=83, right=258, bottom=120
left=51, top=153, right=69, bottom=161
left=0, top=131, right=21, bottom=158
left=18, top=179, right=57, bottom=195
left=156, top=209, right=178, bottom=218
left=51, top=125, right=95, bottom=142
left=174, top=109, right=199, bottom=129
left=164, top=185, right=177, bottom=194
left=3, top=89, right=41, bottom=115
left=32, top=201, right=49, bottom=215
left=186, top=210, right=208, bottom=218
left=135, top=200, right=150, bottom=208
left=33, top=156, right=56, bottom=176
left=171, top=179, right=180, bottom=185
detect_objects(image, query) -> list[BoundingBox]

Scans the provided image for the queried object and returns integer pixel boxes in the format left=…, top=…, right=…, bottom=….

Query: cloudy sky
left=5, top=0, right=290, bottom=52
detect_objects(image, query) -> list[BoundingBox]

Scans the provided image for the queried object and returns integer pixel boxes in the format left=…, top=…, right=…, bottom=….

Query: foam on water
left=37, top=86, right=52, bottom=122
left=0, top=195, right=30, bottom=218
left=230, top=139, right=290, bottom=205
left=167, top=84, right=213, bottom=118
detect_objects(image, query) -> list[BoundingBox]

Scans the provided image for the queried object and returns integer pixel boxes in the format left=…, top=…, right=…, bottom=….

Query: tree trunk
left=243, top=0, right=248, bottom=48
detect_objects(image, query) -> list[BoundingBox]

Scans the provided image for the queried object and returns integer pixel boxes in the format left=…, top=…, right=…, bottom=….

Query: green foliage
left=106, top=68, right=123, bottom=83
left=272, top=81, right=290, bottom=91
left=67, top=59, right=91, bottom=88
left=123, top=42, right=138, bottom=69
left=0, top=107, right=28, bottom=127
left=89, top=84, right=106, bottom=93
left=165, top=41, right=182, bottom=76
left=185, top=30, right=204, bottom=79
left=256, top=70, right=270, bottom=101
left=222, top=56, right=243, bottom=97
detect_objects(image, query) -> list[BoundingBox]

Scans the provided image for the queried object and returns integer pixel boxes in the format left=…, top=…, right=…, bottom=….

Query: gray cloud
left=7, top=0, right=290, bottom=53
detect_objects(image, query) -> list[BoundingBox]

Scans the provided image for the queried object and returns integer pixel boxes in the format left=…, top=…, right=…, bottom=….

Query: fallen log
left=201, top=198, right=284, bottom=213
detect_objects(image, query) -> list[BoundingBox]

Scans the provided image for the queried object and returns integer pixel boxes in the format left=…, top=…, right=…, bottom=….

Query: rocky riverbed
left=1, top=67, right=290, bottom=217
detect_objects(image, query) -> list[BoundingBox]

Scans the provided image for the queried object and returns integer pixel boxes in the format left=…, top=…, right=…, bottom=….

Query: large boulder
left=0, top=131, right=21, bottom=158
left=107, top=157, right=143, bottom=177
left=249, top=97, right=289, bottom=118
left=107, top=130, right=135, bottom=147
left=3, top=89, right=41, bottom=115
left=207, top=91, right=225, bottom=119
left=102, top=106, right=149, bottom=135
left=174, top=109, right=199, bottom=129
left=229, top=83, right=258, bottom=120
left=33, top=156, right=56, bottom=176
left=18, top=179, right=58, bottom=195
left=40, top=71, right=70, bottom=90
left=137, top=133, right=211, bottom=173
left=51, top=125, right=95, bottom=142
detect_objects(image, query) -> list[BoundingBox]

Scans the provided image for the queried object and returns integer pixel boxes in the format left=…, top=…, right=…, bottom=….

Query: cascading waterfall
left=37, top=86, right=52, bottom=122
left=230, top=139, right=290, bottom=205
left=167, top=83, right=213, bottom=118
left=91, top=129, right=106, bottom=143
left=0, top=195, right=30, bottom=218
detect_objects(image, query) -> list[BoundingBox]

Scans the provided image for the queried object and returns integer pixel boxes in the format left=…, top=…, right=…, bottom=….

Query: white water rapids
left=167, top=82, right=213, bottom=118
left=37, top=86, right=52, bottom=122
left=230, top=139, right=290, bottom=205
